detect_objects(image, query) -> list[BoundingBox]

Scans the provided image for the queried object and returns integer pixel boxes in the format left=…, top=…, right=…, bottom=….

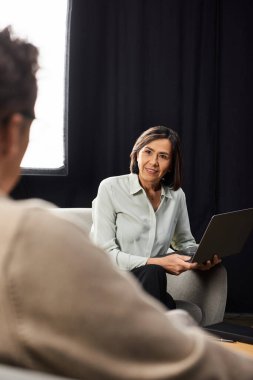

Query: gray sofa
left=50, top=207, right=227, bottom=327
left=0, top=365, right=73, bottom=380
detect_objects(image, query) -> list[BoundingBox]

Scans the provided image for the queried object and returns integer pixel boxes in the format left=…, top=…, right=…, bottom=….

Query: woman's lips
left=145, top=167, right=158, bottom=175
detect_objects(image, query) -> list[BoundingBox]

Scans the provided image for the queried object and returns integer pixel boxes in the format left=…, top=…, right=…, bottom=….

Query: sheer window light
left=0, top=0, right=70, bottom=172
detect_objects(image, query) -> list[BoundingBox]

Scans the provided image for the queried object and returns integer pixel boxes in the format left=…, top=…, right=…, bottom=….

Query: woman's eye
left=159, top=154, right=169, bottom=160
left=144, top=149, right=152, bottom=155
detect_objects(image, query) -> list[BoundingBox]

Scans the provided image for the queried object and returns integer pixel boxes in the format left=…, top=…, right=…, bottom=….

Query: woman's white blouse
left=91, top=173, right=197, bottom=270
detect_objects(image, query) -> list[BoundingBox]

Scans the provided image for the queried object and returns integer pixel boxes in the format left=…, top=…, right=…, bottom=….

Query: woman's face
left=137, top=138, right=172, bottom=188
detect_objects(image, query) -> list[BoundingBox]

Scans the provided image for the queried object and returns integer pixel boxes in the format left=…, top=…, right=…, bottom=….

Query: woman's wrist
left=147, top=257, right=160, bottom=265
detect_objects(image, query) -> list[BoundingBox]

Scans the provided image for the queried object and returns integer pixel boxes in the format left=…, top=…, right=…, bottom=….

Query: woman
left=91, top=126, right=221, bottom=309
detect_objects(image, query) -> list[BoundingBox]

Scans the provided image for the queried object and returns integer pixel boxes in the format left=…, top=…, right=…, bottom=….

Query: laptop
left=178, top=208, right=253, bottom=264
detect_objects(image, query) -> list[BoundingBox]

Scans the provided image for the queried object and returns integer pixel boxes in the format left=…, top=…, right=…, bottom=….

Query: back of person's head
left=130, top=125, right=183, bottom=190
left=0, top=26, right=39, bottom=125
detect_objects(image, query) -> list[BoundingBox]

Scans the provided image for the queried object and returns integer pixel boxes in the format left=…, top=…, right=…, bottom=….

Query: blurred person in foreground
left=0, top=26, right=253, bottom=380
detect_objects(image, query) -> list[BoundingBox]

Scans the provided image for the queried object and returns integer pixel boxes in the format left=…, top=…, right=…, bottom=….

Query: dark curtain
left=218, top=0, right=253, bottom=312
left=12, top=0, right=253, bottom=312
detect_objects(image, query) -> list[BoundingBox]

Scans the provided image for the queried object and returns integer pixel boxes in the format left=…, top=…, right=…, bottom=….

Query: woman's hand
left=147, top=254, right=198, bottom=275
left=195, top=254, right=222, bottom=271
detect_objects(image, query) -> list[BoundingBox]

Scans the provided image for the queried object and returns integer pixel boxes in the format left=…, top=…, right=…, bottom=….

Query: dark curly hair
left=0, top=26, right=39, bottom=125
left=130, top=126, right=182, bottom=190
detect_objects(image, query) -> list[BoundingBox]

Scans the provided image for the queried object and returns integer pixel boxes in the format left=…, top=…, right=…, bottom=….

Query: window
left=0, top=0, right=71, bottom=174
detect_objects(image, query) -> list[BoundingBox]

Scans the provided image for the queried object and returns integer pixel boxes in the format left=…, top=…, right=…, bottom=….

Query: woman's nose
left=150, top=154, right=159, bottom=165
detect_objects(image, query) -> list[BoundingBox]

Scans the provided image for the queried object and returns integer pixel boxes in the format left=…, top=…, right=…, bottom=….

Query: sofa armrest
left=166, top=264, right=227, bottom=326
